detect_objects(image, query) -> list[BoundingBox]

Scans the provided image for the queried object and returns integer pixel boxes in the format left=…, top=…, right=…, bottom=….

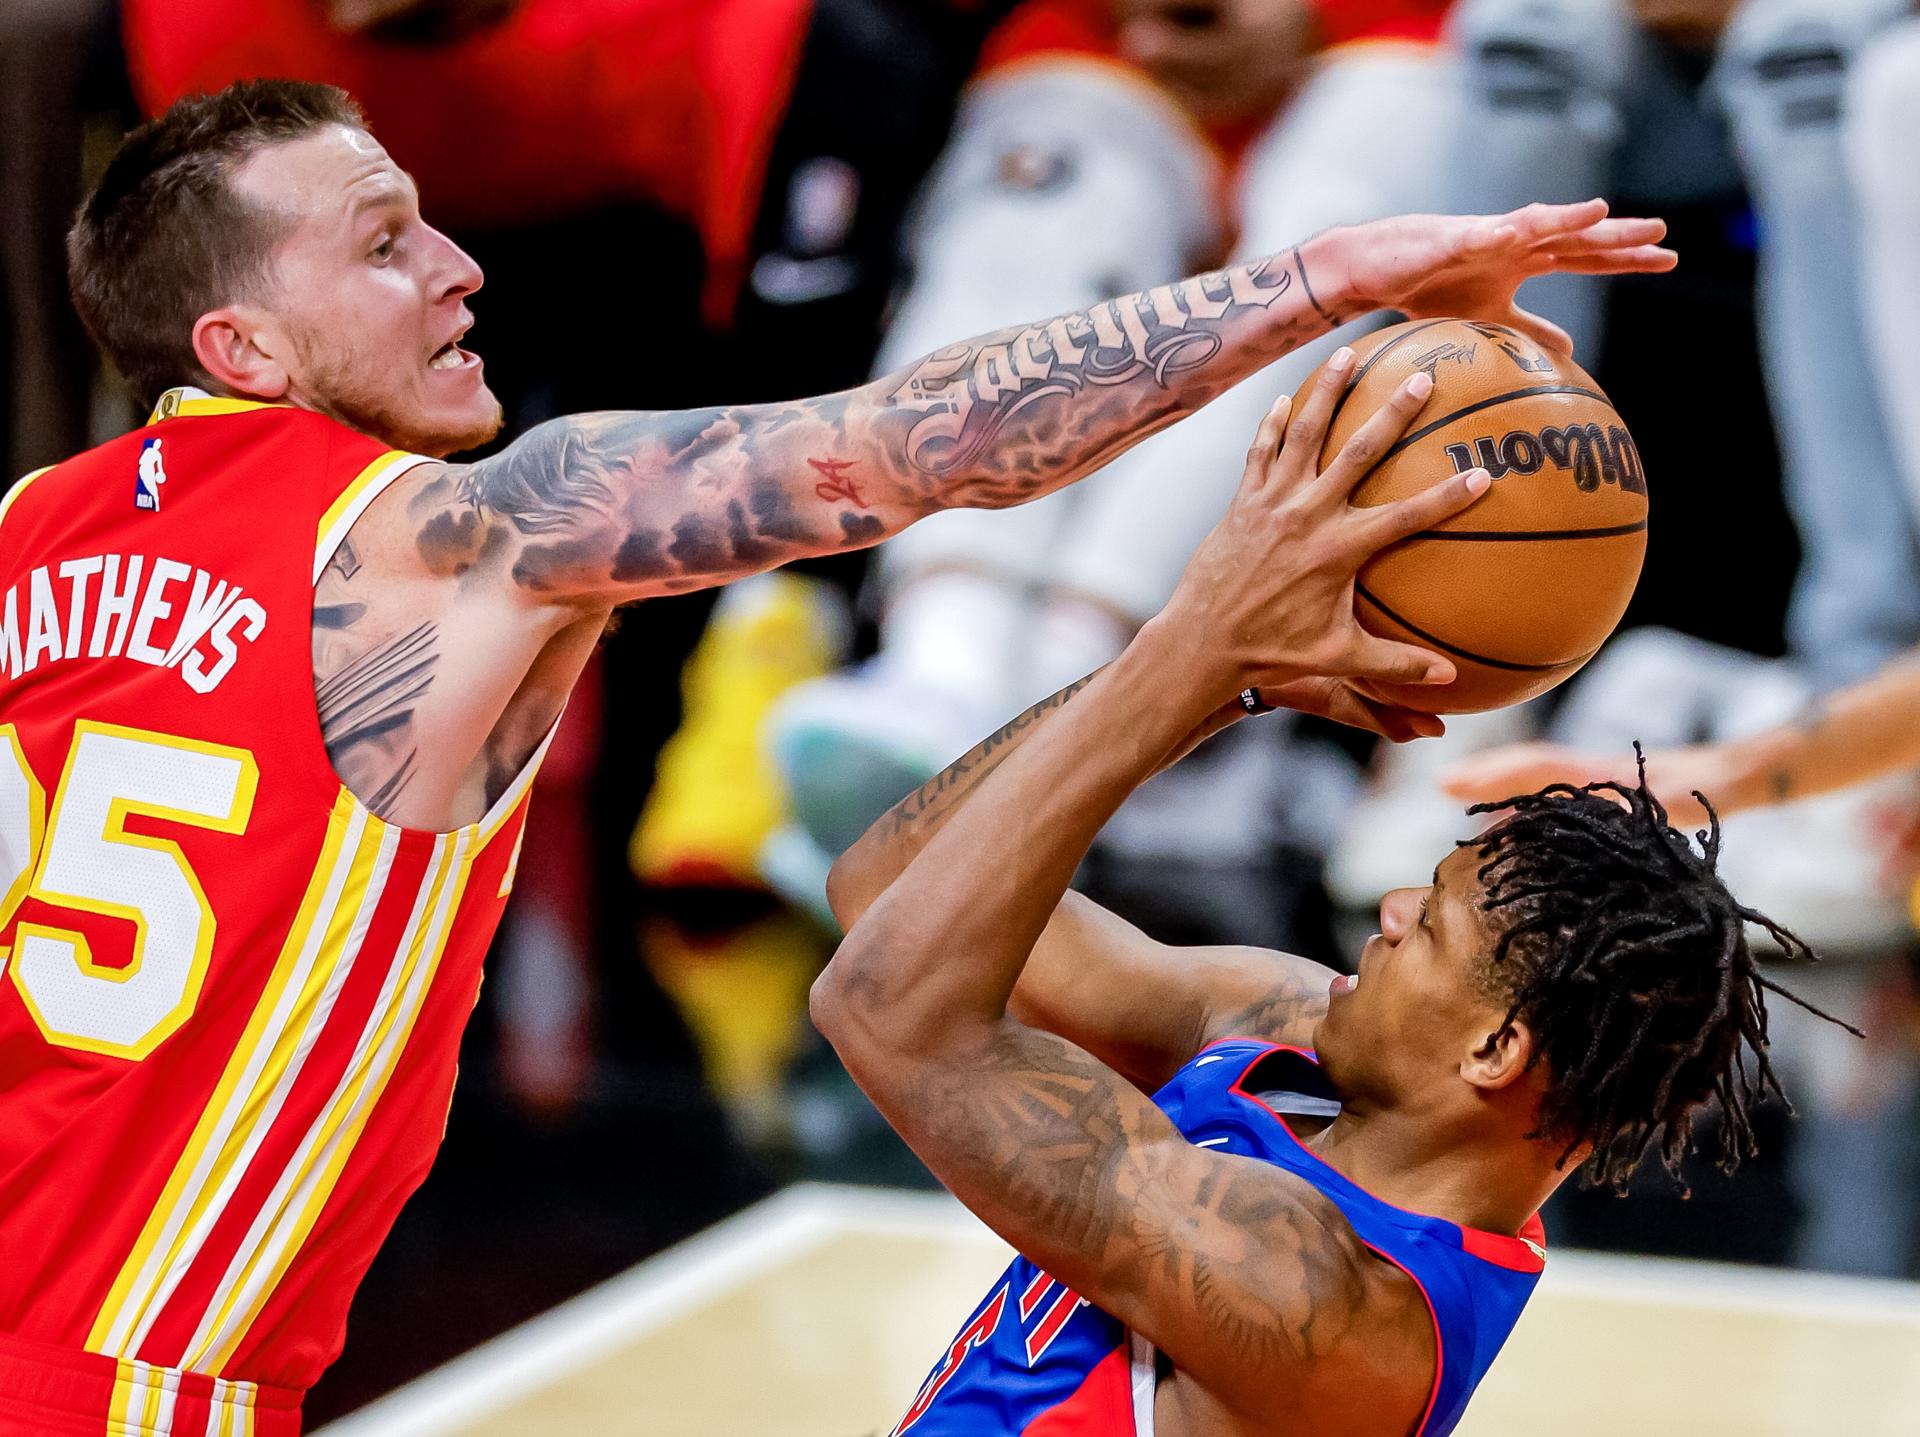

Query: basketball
left=1299, top=317, right=1648, bottom=713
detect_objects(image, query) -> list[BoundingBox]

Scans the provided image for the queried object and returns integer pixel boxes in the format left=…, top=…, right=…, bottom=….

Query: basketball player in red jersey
left=0, top=79, right=1669, bottom=1433
left=814, top=371, right=1853, bottom=1437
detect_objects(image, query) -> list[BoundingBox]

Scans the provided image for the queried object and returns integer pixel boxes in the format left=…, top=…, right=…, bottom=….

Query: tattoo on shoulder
left=329, top=537, right=363, bottom=581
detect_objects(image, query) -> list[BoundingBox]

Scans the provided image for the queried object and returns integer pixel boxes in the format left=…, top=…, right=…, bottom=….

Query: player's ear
left=1462, top=1015, right=1532, bottom=1092
left=191, top=306, right=290, bottom=401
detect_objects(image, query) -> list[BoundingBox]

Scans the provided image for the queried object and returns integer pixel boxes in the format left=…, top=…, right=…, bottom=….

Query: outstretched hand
left=1442, top=740, right=1729, bottom=829
left=1336, top=200, right=1677, bottom=356
left=1152, top=344, right=1491, bottom=724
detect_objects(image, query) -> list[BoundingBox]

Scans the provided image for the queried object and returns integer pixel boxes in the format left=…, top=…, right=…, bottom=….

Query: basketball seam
left=1406, top=520, right=1648, bottom=542
left=1355, top=584, right=1592, bottom=673
left=1327, top=319, right=1451, bottom=431
left=1371, top=384, right=1618, bottom=468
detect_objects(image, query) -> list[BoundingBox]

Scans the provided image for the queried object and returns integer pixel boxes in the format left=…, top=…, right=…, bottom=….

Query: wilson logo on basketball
left=1443, top=423, right=1646, bottom=496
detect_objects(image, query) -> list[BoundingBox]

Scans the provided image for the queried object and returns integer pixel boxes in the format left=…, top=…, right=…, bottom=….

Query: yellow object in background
left=631, top=573, right=848, bottom=890
left=644, top=909, right=827, bottom=1145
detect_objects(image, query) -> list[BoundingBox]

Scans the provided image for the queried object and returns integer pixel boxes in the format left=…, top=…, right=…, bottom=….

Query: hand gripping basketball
left=1156, top=347, right=1491, bottom=709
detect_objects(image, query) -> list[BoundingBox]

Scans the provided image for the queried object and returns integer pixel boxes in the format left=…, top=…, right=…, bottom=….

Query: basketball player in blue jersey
left=813, top=356, right=1854, bottom=1437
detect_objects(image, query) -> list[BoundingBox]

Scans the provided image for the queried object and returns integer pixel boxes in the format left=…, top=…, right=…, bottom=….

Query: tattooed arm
left=824, top=674, right=1335, bottom=1091
left=312, top=202, right=1659, bottom=825
left=812, top=628, right=1436, bottom=1430
left=398, top=202, right=1671, bottom=604
left=812, top=371, right=1492, bottom=1427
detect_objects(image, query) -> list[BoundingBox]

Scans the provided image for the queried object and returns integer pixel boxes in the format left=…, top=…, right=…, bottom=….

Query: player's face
left=227, top=125, right=501, bottom=456
left=1313, top=846, right=1512, bottom=1106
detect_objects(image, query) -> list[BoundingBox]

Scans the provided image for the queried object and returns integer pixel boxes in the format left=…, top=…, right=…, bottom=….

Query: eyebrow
left=1422, top=866, right=1446, bottom=931
left=345, top=174, right=419, bottom=221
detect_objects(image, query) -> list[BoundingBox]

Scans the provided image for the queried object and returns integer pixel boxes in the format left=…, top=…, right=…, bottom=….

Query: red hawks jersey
left=0, top=389, right=547, bottom=1433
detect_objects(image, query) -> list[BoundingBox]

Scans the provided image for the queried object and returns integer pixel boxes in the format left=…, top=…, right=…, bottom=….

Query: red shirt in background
left=980, top=0, right=1449, bottom=73
left=972, top=0, right=1453, bottom=223
left=123, top=0, right=815, bottom=323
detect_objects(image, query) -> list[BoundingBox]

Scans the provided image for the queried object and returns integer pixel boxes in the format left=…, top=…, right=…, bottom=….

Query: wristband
left=1239, top=688, right=1276, bottom=715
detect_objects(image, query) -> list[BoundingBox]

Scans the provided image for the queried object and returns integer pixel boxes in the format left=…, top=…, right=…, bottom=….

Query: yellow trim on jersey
left=11, top=723, right=259, bottom=1060
left=88, top=793, right=374, bottom=1353
left=101, top=1356, right=174, bottom=1437
left=0, top=725, right=48, bottom=942
left=497, top=817, right=527, bottom=897
left=188, top=830, right=475, bottom=1369
left=96, top=723, right=556, bottom=1367
left=145, top=389, right=288, bottom=425
left=0, top=464, right=56, bottom=535
left=106, top=1358, right=135, bottom=1435
left=142, top=1362, right=168, bottom=1435
left=188, top=734, right=551, bottom=1367
left=102, top=1359, right=253, bottom=1437
left=312, top=449, right=433, bottom=584
left=205, top=1377, right=256, bottom=1437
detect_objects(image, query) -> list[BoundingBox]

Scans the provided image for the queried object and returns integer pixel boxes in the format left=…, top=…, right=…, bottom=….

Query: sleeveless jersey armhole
left=312, top=446, right=436, bottom=585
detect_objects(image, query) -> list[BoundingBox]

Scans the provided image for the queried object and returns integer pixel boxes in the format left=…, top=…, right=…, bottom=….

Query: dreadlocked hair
left=1466, top=745, right=1861, bottom=1194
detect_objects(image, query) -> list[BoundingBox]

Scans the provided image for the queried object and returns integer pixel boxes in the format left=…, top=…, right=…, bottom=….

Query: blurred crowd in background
left=8, top=0, right=1920, bottom=1421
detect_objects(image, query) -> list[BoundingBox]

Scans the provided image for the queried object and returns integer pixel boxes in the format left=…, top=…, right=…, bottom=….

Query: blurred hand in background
left=1443, top=740, right=1735, bottom=831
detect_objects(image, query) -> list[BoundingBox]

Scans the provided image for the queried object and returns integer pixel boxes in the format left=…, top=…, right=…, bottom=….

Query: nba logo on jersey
left=135, top=437, right=167, bottom=510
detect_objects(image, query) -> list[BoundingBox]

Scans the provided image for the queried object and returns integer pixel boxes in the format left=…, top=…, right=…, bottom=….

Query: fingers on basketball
left=1308, top=316, right=1647, bottom=714
left=1353, top=634, right=1454, bottom=688
left=1503, top=306, right=1575, bottom=356
left=1283, top=345, right=1356, bottom=475
left=1344, top=685, right=1448, bottom=742
left=1321, top=373, right=1434, bottom=499
left=1353, top=465, right=1491, bottom=552
left=1244, top=394, right=1292, bottom=491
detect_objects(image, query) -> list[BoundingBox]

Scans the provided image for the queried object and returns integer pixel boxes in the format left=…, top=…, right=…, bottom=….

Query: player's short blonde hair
left=68, top=78, right=366, bottom=407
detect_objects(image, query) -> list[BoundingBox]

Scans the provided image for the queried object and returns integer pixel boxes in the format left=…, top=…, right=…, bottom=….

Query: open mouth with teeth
left=429, top=341, right=470, bottom=371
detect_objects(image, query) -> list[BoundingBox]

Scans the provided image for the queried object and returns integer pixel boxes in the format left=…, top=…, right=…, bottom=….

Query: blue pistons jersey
left=892, top=1040, right=1547, bottom=1436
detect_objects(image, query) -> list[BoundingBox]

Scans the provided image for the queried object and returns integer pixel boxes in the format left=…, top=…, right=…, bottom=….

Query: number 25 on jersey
left=0, top=720, right=256, bottom=1059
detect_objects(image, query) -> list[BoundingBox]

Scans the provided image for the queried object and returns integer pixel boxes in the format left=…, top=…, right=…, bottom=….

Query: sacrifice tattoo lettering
left=402, top=248, right=1337, bottom=600
left=887, top=250, right=1326, bottom=476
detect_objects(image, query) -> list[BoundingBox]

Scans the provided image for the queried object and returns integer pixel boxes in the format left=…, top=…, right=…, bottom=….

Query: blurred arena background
left=6, top=0, right=1920, bottom=1428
